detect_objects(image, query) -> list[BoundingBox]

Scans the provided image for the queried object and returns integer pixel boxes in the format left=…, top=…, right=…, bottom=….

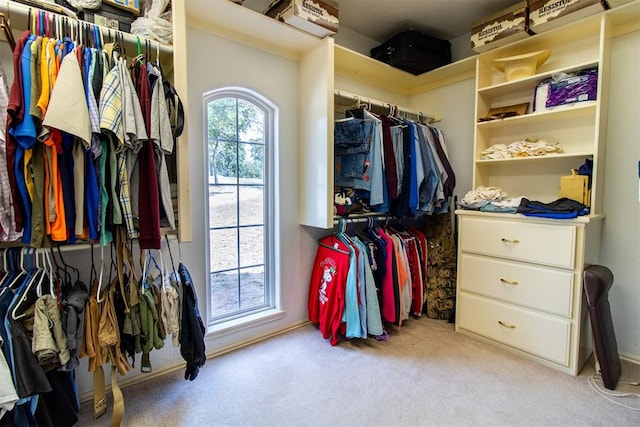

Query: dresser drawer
left=459, top=217, right=576, bottom=269
left=458, top=254, right=574, bottom=317
left=457, top=293, right=571, bottom=366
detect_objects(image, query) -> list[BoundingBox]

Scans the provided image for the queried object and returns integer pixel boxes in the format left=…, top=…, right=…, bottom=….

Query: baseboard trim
left=78, top=321, right=311, bottom=403
left=620, top=353, right=640, bottom=366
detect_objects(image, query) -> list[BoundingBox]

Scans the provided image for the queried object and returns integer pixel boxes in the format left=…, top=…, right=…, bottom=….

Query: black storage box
left=81, top=4, right=135, bottom=33
left=370, top=30, right=451, bottom=75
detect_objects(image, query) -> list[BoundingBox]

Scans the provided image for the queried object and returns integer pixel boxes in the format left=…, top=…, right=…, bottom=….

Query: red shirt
left=136, top=63, right=161, bottom=249
left=5, top=31, right=32, bottom=232
left=308, top=235, right=350, bottom=346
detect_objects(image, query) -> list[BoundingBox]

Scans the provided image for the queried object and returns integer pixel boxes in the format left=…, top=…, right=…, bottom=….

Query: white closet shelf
left=477, top=102, right=597, bottom=129
left=335, top=44, right=476, bottom=96
left=475, top=152, right=594, bottom=165
left=185, top=0, right=321, bottom=61
left=477, top=60, right=599, bottom=96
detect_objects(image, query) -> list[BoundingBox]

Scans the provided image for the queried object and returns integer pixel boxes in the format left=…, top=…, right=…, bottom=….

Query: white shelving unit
left=455, top=2, right=640, bottom=375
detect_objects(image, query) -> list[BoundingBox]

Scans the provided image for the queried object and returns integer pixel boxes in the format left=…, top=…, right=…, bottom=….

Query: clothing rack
left=334, top=89, right=442, bottom=123
left=0, top=0, right=173, bottom=56
left=333, top=214, right=393, bottom=225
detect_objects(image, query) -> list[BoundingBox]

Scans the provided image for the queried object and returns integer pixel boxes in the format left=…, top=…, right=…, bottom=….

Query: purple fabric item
left=546, top=68, right=598, bottom=108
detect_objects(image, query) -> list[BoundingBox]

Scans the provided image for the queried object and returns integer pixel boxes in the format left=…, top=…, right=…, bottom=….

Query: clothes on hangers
left=0, top=27, right=179, bottom=247
left=308, top=219, right=428, bottom=346
left=334, top=106, right=456, bottom=219
left=0, top=239, right=194, bottom=424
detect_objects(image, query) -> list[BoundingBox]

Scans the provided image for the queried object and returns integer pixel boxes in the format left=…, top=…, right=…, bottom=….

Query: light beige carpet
left=76, top=318, right=639, bottom=426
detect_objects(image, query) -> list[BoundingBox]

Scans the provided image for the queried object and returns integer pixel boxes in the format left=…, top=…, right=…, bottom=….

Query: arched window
left=204, top=88, right=277, bottom=323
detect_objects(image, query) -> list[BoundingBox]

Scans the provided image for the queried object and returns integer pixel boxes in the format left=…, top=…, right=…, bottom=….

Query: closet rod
left=333, top=214, right=393, bottom=225
left=0, top=0, right=173, bottom=55
left=334, top=89, right=442, bottom=123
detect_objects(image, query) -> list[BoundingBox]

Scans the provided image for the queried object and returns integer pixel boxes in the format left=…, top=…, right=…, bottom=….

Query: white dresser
left=455, top=211, right=603, bottom=375
left=451, top=4, right=640, bottom=375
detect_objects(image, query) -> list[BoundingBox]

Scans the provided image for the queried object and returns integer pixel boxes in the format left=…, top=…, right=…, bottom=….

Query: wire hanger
left=12, top=249, right=40, bottom=320
left=5, top=248, right=28, bottom=290
left=165, top=234, right=177, bottom=275
left=0, top=1, right=15, bottom=50
left=96, top=245, right=106, bottom=303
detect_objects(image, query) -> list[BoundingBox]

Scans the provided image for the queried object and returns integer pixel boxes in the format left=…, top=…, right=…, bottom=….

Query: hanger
left=11, top=249, right=41, bottom=320
left=50, top=247, right=68, bottom=295
left=141, top=249, right=162, bottom=291
left=0, top=1, right=15, bottom=50
left=34, top=249, right=54, bottom=298
left=0, top=249, right=15, bottom=292
left=96, top=245, right=106, bottom=303
left=56, top=245, right=80, bottom=284
left=119, top=31, right=126, bottom=58
left=0, top=249, right=8, bottom=285
left=165, top=234, right=178, bottom=275
left=318, top=235, right=350, bottom=256
left=5, top=248, right=29, bottom=291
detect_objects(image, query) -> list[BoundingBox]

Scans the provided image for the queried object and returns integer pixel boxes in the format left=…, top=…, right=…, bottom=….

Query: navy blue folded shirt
left=517, top=197, right=590, bottom=219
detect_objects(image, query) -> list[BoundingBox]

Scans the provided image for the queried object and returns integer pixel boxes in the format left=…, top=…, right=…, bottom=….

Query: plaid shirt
left=0, top=66, right=22, bottom=241
left=118, top=150, right=137, bottom=239
left=99, top=65, right=124, bottom=146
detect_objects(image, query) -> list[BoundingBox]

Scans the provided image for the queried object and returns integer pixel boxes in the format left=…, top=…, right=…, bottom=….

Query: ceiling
left=237, top=0, right=522, bottom=42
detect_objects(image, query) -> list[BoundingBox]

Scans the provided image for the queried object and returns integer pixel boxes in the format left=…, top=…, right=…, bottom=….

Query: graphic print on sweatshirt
left=319, top=257, right=337, bottom=305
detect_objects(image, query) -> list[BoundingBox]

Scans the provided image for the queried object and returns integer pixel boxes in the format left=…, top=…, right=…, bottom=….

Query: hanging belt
left=92, top=366, right=107, bottom=419
left=92, top=363, right=126, bottom=424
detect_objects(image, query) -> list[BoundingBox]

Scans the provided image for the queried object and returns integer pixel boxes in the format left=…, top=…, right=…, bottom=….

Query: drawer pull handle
left=498, top=320, right=517, bottom=329
left=501, top=238, right=520, bottom=244
left=500, top=278, right=519, bottom=286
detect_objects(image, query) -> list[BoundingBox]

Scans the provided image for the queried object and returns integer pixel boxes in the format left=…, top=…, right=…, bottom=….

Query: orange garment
left=43, top=146, right=51, bottom=235
left=44, top=129, right=66, bottom=242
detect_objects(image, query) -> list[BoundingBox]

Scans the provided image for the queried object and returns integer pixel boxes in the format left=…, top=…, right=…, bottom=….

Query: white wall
left=334, top=25, right=381, bottom=57
left=70, top=25, right=318, bottom=395
left=600, top=30, right=640, bottom=361
left=409, top=78, right=476, bottom=203
left=451, top=32, right=476, bottom=62
left=182, top=27, right=315, bottom=346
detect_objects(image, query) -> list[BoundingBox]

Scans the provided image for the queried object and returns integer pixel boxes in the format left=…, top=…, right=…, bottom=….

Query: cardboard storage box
left=265, top=0, right=339, bottom=37
left=103, top=0, right=141, bottom=16
left=560, top=169, right=590, bottom=207
left=528, top=0, right=608, bottom=34
left=264, top=0, right=339, bottom=38
left=471, top=1, right=531, bottom=53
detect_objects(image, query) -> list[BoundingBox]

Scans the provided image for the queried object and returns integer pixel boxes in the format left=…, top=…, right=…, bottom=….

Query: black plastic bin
left=371, top=29, right=451, bottom=75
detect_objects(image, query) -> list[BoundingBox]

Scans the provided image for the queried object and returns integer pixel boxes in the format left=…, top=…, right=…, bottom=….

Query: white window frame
left=203, top=87, right=280, bottom=328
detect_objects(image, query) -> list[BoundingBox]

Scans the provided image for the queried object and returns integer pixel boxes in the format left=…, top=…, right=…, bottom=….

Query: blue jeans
left=334, top=119, right=370, bottom=156
left=335, top=120, right=373, bottom=184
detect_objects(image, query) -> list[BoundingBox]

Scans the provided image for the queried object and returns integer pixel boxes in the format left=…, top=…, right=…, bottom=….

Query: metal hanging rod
left=332, top=214, right=393, bottom=225
left=0, top=0, right=173, bottom=56
left=334, top=89, right=442, bottom=123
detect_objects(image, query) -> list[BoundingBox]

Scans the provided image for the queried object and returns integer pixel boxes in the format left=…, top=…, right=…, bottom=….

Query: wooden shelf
left=334, top=45, right=476, bottom=96
left=477, top=102, right=597, bottom=130
left=186, top=0, right=323, bottom=61
left=476, top=152, right=594, bottom=165
left=478, top=61, right=599, bottom=95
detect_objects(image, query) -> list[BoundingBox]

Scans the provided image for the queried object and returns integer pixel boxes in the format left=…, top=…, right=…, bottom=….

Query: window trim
left=202, top=87, right=279, bottom=326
